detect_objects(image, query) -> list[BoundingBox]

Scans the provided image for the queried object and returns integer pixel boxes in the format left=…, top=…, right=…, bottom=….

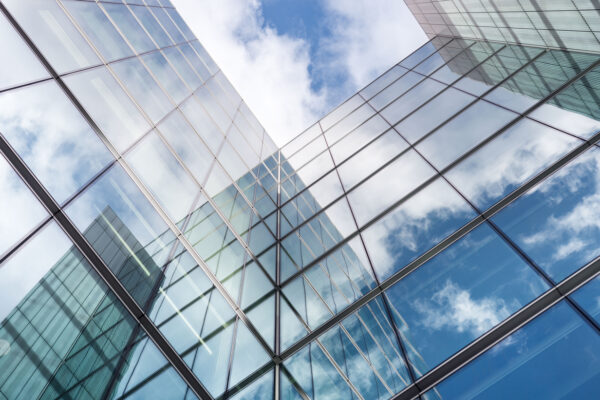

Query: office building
left=0, top=1, right=599, bottom=399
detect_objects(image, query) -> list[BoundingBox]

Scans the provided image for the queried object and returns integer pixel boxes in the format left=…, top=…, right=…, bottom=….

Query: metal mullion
left=0, top=75, right=55, bottom=95
left=219, top=361, right=274, bottom=400
left=280, top=365, right=311, bottom=400
left=323, top=103, right=421, bottom=387
left=277, top=35, right=437, bottom=153
left=152, top=111, right=278, bottom=289
left=313, top=336, right=366, bottom=400
left=278, top=116, right=394, bottom=203
left=277, top=36, right=442, bottom=157
left=0, top=4, right=221, bottom=398
left=275, top=43, right=534, bottom=245
left=273, top=124, right=394, bottom=223
left=0, top=93, right=213, bottom=400
left=279, top=86, right=600, bottom=372
left=333, top=46, right=561, bottom=232
left=0, top=214, right=52, bottom=266
left=395, top=254, right=600, bottom=400
left=174, top=227, right=275, bottom=359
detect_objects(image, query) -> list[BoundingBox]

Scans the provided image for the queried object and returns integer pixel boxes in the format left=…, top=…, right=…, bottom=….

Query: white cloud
left=320, top=0, right=427, bottom=96
left=413, top=280, right=511, bottom=336
left=171, top=0, right=426, bottom=146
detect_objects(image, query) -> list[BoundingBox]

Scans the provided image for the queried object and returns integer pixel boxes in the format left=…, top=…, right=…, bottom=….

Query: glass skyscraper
left=0, top=1, right=599, bottom=399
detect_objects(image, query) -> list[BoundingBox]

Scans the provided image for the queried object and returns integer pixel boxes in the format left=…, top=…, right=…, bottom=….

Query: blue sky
left=172, top=0, right=427, bottom=145
left=261, top=0, right=339, bottom=93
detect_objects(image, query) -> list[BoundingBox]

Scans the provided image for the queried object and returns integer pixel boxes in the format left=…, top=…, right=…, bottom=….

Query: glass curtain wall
left=404, top=0, right=600, bottom=53
left=1, top=1, right=600, bottom=400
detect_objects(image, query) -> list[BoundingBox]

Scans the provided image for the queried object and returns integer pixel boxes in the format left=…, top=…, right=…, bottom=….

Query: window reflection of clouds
left=446, top=118, right=582, bottom=211
left=0, top=81, right=113, bottom=203
left=385, top=224, right=548, bottom=377
left=0, top=157, right=48, bottom=256
left=362, top=179, right=475, bottom=280
left=493, top=147, right=600, bottom=282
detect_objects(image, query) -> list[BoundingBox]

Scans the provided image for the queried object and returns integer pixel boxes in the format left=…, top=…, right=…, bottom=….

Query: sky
left=170, top=0, right=427, bottom=146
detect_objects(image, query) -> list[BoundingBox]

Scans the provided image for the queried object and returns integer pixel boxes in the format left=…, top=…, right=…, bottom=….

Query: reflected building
left=1, top=1, right=600, bottom=400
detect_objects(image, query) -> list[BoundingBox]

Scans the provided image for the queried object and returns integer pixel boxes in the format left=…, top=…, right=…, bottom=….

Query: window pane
left=414, top=39, right=473, bottom=76
left=453, top=45, right=542, bottom=96
left=64, top=66, right=151, bottom=152
left=363, top=179, right=476, bottom=281
left=386, top=223, right=548, bottom=377
left=329, top=115, right=390, bottom=164
left=369, top=71, right=423, bottom=111
left=158, top=110, right=214, bottom=185
left=320, top=297, right=412, bottom=399
left=446, top=118, right=581, bottom=211
left=63, top=1, right=133, bottom=62
left=380, top=77, right=446, bottom=125
left=0, top=12, right=48, bottom=90
left=4, top=0, right=101, bottom=73
left=360, top=65, right=409, bottom=100
left=492, top=147, right=600, bottom=283
left=0, top=157, right=47, bottom=255
left=101, top=3, right=156, bottom=54
left=416, top=100, right=517, bottom=169
left=130, top=5, right=172, bottom=48
left=284, top=341, right=356, bottom=399
left=395, top=87, right=475, bottom=144
left=65, top=164, right=175, bottom=306
left=399, top=37, right=452, bottom=69
left=424, top=301, right=600, bottom=400
left=163, top=47, right=203, bottom=91
left=337, top=129, right=409, bottom=189
left=0, top=221, right=195, bottom=399
left=430, top=41, right=502, bottom=84
left=347, top=150, right=436, bottom=226
left=141, top=51, right=190, bottom=105
left=111, top=57, right=173, bottom=123
left=126, top=131, right=199, bottom=224
left=484, top=50, right=599, bottom=113
left=528, top=64, right=600, bottom=140
left=0, top=80, right=113, bottom=203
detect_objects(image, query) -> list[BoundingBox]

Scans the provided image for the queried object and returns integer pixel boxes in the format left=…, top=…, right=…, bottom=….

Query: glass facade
left=1, top=1, right=600, bottom=400
left=404, top=0, right=600, bottom=53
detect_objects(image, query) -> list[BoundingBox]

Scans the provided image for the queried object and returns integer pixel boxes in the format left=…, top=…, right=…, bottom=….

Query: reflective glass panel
left=126, top=131, right=199, bottom=224
left=423, top=301, right=600, bottom=400
left=528, top=65, right=600, bottom=140
left=446, top=118, right=582, bottom=211
left=129, top=5, right=172, bottom=48
left=63, top=1, right=133, bottom=62
left=158, top=110, right=214, bottom=185
left=0, top=80, right=113, bottom=204
left=111, top=57, right=173, bottom=123
left=380, top=77, right=446, bottom=126
left=101, top=3, right=156, bottom=54
left=386, top=223, right=548, bottom=377
left=363, top=179, right=476, bottom=281
left=64, top=66, right=151, bottom=152
left=0, top=156, right=47, bottom=256
left=347, top=150, right=436, bottom=226
left=395, top=87, right=475, bottom=144
left=141, top=51, right=190, bottom=105
left=0, top=12, right=48, bottom=90
left=337, top=129, right=409, bottom=189
left=416, top=100, right=517, bottom=169
left=485, top=50, right=599, bottom=113
left=0, top=221, right=196, bottom=400
left=65, top=164, right=175, bottom=306
left=492, top=147, right=600, bottom=282
left=4, top=0, right=101, bottom=73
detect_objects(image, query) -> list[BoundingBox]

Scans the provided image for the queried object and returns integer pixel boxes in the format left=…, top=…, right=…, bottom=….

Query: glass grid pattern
left=1, top=2, right=600, bottom=400
left=404, top=0, right=600, bottom=53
